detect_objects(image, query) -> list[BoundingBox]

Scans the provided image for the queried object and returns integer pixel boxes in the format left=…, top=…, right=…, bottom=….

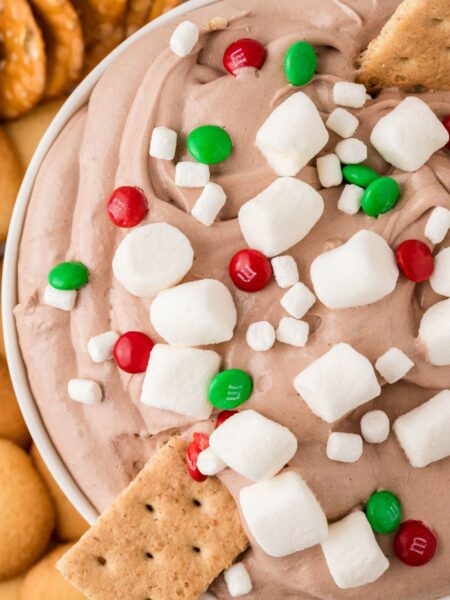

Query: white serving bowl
left=1, top=0, right=216, bottom=525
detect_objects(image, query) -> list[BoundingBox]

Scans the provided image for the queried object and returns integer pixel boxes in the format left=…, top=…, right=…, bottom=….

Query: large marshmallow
left=326, top=432, right=363, bottom=463
left=140, top=344, right=220, bottom=419
left=255, top=92, right=329, bottom=177
left=238, top=177, right=324, bottom=257
left=321, top=511, right=389, bottom=589
left=209, top=410, right=298, bottom=481
left=112, top=223, right=194, bottom=298
left=419, top=298, right=450, bottom=366
left=150, top=279, right=237, bottom=346
left=375, top=347, right=414, bottom=383
left=239, top=471, right=328, bottom=558
left=371, top=97, right=449, bottom=172
left=294, top=343, right=381, bottom=423
left=425, top=206, right=450, bottom=245
left=310, top=230, right=399, bottom=308
left=393, top=390, right=450, bottom=468
left=430, top=247, right=450, bottom=297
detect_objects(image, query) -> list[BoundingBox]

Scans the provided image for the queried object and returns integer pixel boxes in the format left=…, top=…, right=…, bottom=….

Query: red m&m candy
left=395, top=240, right=434, bottom=283
left=186, top=432, right=210, bottom=483
left=193, top=432, right=210, bottom=451
left=107, top=186, right=148, bottom=228
left=394, top=520, right=437, bottom=566
left=443, top=115, right=450, bottom=149
left=223, top=38, right=266, bottom=76
left=229, top=249, right=272, bottom=292
left=215, top=410, right=238, bottom=429
left=113, top=331, right=154, bottom=374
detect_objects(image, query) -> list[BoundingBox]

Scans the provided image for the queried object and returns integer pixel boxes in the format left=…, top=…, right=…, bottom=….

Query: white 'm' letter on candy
left=419, top=298, right=450, bottom=366
left=209, top=410, right=298, bottom=481
left=238, top=177, right=324, bottom=257
left=255, top=92, right=329, bottom=176
left=371, top=97, right=449, bottom=172
left=169, top=21, right=199, bottom=57
left=321, top=511, right=389, bottom=589
left=150, top=279, right=237, bottom=346
left=239, top=471, right=328, bottom=557
left=393, top=390, right=450, bottom=468
left=112, top=223, right=194, bottom=298
left=310, top=230, right=399, bottom=308
left=140, top=344, right=220, bottom=419
left=294, top=343, right=381, bottom=423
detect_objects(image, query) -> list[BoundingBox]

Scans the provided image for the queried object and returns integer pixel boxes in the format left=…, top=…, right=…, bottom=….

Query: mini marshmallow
left=44, top=285, right=77, bottom=312
left=239, top=471, right=328, bottom=558
left=149, top=126, right=177, bottom=160
left=337, top=184, right=363, bottom=215
left=140, top=344, right=220, bottom=419
left=370, top=97, right=449, bottom=172
left=321, top=511, right=389, bottom=589
left=310, top=230, right=399, bottom=308
left=191, top=182, right=227, bottom=226
left=335, top=138, right=367, bottom=164
left=197, top=447, right=226, bottom=476
left=326, top=108, right=359, bottom=138
left=361, top=410, right=390, bottom=444
left=419, top=298, right=450, bottom=366
left=246, top=321, right=276, bottom=352
left=255, top=92, right=329, bottom=177
left=425, top=206, right=450, bottom=244
left=294, top=343, right=381, bottom=423
left=394, top=390, right=450, bottom=468
left=150, top=279, right=237, bottom=346
left=175, top=161, right=210, bottom=188
left=224, top=564, right=252, bottom=598
left=280, top=282, right=316, bottom=319
left=169, top=21, right=199, bottom=57
left=333, top=82, right=367, bottom=109
left=276, top=317, right=309, bottom=347
left=87, top=331, right=119, bottom=363
left=238, top=177, right=324, bottom=257
left=430, top=247, right=450, bottom=297
left=112, top=223, right=194, bottom=298
left=68, top=379, right=103, bottom=405
left=209, top=410, right=298, bottom=481
left=271, top=255, right=299, bottom=288
left=375, top=347, right=414, bottom=383
left=326, top=432, right=363, bottom=463
left=317, top=154, right=343, bottom=188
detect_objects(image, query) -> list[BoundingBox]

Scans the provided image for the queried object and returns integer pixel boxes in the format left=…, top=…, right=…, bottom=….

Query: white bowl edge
left=1, top=0, right=217, bottom=525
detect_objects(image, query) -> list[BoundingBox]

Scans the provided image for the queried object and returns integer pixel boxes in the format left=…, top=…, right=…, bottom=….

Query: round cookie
left=0, top=439, right=54, bottom=581
left=19, top=544, right=86, bottom=600
left=0, top=577, right=23, bottom=600
left=0, top=357, right=31, bottom=449
left=31, top=446, right=89, bottom=542
left=0, top=128, right=23, bottom=242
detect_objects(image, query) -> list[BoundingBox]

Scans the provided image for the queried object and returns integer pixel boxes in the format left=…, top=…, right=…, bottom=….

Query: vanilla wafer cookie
left=57, top=437, right=248, bottom=600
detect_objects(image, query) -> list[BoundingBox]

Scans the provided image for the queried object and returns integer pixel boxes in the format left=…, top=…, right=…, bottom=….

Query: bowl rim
left=1, top=0, right=218, bottom=525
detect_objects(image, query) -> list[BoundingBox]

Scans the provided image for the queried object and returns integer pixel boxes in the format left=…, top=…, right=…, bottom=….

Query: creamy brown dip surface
left=15, top=0, right=450, bottom=597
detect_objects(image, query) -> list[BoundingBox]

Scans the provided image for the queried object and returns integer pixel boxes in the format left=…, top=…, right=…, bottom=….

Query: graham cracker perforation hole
left=192, top=546, right=201, bottom=554
left=145, top=504, right=154, bottom=513
left=193, top=499, right=202, bottom=507
left=145, top=552, right=154, bottom=559
left=96, top=556, right=107, bottom=566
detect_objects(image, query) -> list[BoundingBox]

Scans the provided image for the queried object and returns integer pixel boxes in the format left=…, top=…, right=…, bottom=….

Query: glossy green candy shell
left=208, top=369, right=253, bottom=410
left=342, top=164, right=380, bottom=188
left=366, top=490, right=402, bottom=534
left=361, top=177, right=400, bottom=217
left=284, top=41, right=317, bottom=87
left=48, top=261, right=89, bottom=290
left=187, top=125, right=232, bottom=164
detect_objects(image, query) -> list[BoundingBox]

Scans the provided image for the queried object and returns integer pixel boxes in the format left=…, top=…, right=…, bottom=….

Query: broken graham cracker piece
left=57, top=437, right=248, bottom=600
left=357, top=0, right=450, bottom=93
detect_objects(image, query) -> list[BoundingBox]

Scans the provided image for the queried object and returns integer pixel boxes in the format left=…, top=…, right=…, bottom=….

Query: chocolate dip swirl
left=15, top=0, right=450, bottom=598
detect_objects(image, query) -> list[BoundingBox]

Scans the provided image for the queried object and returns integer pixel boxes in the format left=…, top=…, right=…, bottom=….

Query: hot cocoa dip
left=15, top=0, right=450, bottom=598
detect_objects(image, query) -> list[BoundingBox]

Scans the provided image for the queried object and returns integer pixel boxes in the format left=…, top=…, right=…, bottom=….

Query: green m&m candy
left=48, top=261, right=89, bottom=290
left=366, top=490, right=402, bottom=534
left=208, top=369, right=253, bottom=410
left=284, top=41, right=317, bottom=87
left=187, top=125, right=232, bottom=164
left=342, top=164, right=380, bottom=188
left=361, top=177, right=400, bottom=217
